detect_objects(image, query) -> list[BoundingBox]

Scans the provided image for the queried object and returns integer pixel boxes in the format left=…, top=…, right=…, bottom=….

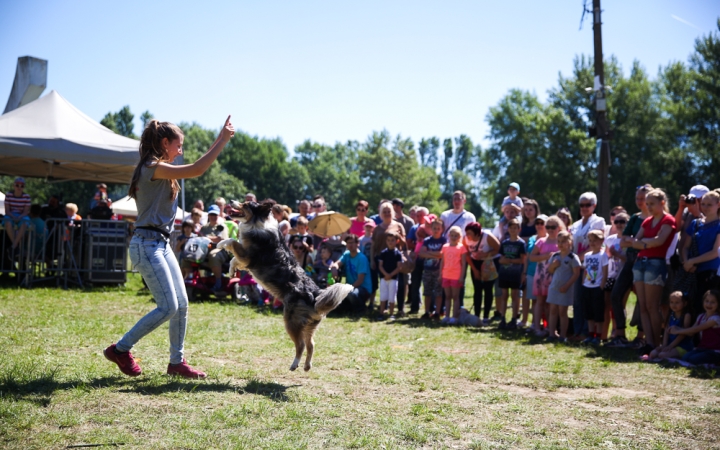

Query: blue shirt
left=422, top=236, right=447, bottom=271
left=370, top=214, right=382, bottom=225
left=690, top=219, right=720, bottom=272
left=340, top=250, right=372, bottom=293
left=526, top=235, right=538, bottom=276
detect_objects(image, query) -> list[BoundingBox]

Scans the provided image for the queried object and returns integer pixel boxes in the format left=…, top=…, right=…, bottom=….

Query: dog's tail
left=315, top=283, right=354, bottom=316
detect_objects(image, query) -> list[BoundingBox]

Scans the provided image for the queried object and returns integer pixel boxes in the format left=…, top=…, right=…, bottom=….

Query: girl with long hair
left=104, top=117, right=235, bottom=379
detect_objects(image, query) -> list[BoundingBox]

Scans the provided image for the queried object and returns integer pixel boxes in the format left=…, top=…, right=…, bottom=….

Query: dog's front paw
left=290, top=357, right=300, bottom=371
left=303, top=362, right=312, bottom=372
left=217, top=238, right=235, bottom=251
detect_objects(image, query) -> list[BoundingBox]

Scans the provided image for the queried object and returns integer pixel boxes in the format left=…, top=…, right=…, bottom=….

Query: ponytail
left=128, top=120, right=182, bottom=200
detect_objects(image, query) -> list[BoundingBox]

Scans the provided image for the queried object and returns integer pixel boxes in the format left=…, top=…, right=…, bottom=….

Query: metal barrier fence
left=0, top=218, right=131, bottom=288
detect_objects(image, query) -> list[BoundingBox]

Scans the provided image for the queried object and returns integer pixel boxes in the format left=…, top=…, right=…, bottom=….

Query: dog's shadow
left=119, top=378, right=299, bottom=402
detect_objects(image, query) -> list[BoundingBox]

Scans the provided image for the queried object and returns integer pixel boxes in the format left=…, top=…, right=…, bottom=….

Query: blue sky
left=0, top=1, right=717, bottom=153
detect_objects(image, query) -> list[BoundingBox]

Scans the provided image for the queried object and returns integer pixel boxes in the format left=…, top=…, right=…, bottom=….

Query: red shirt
left=638, top=213, right=676, bottom=259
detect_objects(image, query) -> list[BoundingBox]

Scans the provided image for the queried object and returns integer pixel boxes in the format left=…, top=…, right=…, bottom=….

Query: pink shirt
left=349, top=217, right=374, bottom=238
left=441, top=243, right=467, bottom=280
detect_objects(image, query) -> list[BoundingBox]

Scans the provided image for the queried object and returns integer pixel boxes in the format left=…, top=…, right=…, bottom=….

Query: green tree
left=293, top=140, right=361, bottom=212
left=100, top=105, right=136, bottom=138
left=177, top=123, right=248, bottom=208
left=140, top=110, right=154, bottom=131
left=218, top=132, right=307, bottom=207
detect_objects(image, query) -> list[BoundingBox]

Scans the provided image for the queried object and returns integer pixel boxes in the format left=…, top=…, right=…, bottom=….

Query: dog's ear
left=256, top=200, right=275, bottom=219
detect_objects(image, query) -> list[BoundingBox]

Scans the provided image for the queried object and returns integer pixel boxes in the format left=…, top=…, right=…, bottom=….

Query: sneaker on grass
left=104, top=344, right=142, bottom=377
left=167, top=359, right=207, bottom=379
left=604, top=336, right=630, bottom=348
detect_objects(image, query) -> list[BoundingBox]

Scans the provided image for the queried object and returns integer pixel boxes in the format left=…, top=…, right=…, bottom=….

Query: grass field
left=1, top=274, right=718, bottom=449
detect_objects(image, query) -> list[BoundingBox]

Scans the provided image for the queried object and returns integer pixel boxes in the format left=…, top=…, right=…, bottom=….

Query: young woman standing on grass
left=629, top=188, right=676, bottom=355
left=104, top=116, right=235, bottom=379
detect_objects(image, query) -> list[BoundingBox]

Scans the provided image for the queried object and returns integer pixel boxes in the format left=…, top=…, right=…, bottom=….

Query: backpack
left=181, top=236, right=211, bottom=263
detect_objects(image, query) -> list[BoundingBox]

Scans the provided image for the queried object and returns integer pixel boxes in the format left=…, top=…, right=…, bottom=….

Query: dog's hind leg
left=290, top=337, right=305, bottom=371
left=303, top=333, right=315, bottom=372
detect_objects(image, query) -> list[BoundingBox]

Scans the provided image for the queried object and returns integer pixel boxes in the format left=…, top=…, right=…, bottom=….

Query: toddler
left=419, top=219, right=447, bottom=319
left=497, top=218, right=526, bottom=329
left=439, top=225, right=467, bottom=324
left=546, top=231, right=581, bottom=341
left=499, top=182, right=524, bottom=225
left=378, top=232, right=404, bottom=319
left=581, top=230, right=609, bottom=345
left=314, top=246, right=335, bottom=289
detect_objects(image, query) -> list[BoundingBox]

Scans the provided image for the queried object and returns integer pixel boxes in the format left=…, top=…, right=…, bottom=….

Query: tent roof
left=0, top=90, right=139, bottom=184
left=112, top=195, right=187, bottom=222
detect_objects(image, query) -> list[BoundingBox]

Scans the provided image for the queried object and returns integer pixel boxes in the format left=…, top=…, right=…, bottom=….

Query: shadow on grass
left=0, top=362, right=301, bottom=404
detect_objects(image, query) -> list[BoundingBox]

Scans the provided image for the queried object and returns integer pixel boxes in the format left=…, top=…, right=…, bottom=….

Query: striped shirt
left=4, top=192, right=31, bottom=215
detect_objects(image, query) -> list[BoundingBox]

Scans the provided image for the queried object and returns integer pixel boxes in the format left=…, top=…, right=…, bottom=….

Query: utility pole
left=592, top=0, right=611, bottom=221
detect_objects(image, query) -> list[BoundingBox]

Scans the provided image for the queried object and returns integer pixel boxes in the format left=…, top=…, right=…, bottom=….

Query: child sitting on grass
left=439, top=225, right=467, bottom=325
left=314, top=245, right=335, bottom=289
left=643, top=291, right=693, bottom=361
left=546, top=231, right=581, bottom=341
left=668, top=289, right=720, bottom=366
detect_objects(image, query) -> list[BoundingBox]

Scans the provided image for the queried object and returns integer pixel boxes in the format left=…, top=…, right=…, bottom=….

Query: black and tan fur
left=218, top=200, right=352, bottom=371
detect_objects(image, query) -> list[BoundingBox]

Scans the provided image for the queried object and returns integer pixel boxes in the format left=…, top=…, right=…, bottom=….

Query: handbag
left=399, top=251, right=416, bottom=274
left=480, top=257, right=498, bottom=281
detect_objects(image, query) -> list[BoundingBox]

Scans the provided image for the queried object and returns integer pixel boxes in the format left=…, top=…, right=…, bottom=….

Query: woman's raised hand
left=220, top=115, right=235, bottom=140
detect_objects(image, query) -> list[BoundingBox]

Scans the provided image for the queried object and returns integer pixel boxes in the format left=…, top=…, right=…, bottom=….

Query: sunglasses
left=534, top=222, right=545, bottom=226
left=614, top=220, right=627, bottom=225
left=685, top=195, right=697, bottom=205
left=356, top=207, right=367, bottom=212
left=15, top=183, right=24, bottom=188
left=579, top=203, right=593, bottom=208
left=545, top=225, right=558, bottom=230
left=312, top=204, right=322, bottom=208
left=292, top=245, right=304, bottom=250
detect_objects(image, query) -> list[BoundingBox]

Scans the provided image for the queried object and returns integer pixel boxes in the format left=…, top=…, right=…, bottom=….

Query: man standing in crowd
left=290, top=199, right=311, bottom=228
left=440, top=191, right=476, bottom=237
left=392, top=198, right=415, bottom=236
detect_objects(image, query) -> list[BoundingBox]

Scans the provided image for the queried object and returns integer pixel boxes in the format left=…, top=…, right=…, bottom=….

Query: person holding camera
left=674, top=185, right=709, bottom=252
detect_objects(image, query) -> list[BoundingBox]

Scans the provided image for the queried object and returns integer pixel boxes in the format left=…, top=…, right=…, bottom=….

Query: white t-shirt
left=604, top=234, right=625, bottom=279
left=439, top=209, right=476, bottom=237
left=582, top=251, right=608, bottom=288
left=569, top=214, right=606, bottom=256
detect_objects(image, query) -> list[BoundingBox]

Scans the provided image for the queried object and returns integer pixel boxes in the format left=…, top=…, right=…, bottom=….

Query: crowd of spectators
left=4, top=177, right=719, bottom=367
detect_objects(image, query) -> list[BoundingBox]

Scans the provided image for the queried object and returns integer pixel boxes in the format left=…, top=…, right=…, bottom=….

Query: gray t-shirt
left=133, top=164, right=177, bottom=236
left=547, top=252, right=581, bottom=307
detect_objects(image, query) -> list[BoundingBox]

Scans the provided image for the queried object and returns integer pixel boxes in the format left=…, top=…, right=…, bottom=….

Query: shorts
left=524, top=274, right=535, bottom=299
left=632, top=257, right=667, bottom=286
left=581, top=285, right=605, bottom=322
left=498, top=278, right=522, bottom=290
left=2, top=213, right=30, bottom=227
left=422, top=270, right=442, bottom=298
left=370, top=267, right=379, bottom=293
left=442, top=278, right=463, bottom=288
left=379, top=278, right=398, bottom=303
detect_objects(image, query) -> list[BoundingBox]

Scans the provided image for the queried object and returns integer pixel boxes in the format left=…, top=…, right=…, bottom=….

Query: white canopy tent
left=0, top=90, right=140, bottom=184
left=112, top=195, right=188, bottom=222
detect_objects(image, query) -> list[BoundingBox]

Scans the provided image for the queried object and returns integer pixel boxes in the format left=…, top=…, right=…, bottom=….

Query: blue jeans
left=682, top=348, right=720, bottom=366
left=117, top=235, right=188, bottom=364
left=632, top=258, right=667, bottom=286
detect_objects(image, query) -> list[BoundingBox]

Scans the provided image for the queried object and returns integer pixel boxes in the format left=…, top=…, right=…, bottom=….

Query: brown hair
left=356, top=200, right=369, bottom=210
left=587, top=229, right=605, bottom=241
left=557, top=230, right=573, bottom=244
left=545, top=215, right=567, bottom=231
left=271, top=204, right=290, bottom=222
left=129, top=120, right=183, bottom=200
left=646, top=188, right=669, bottom=213
left=297, top=216, right=309, bottom=226
left=521, top=199, right=540, bottom=227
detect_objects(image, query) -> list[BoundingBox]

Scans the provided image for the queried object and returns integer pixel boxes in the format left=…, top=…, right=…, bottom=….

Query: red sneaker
left=167, top=359, right=207, bottom=379
left=104, top=344, right=142, bottom=377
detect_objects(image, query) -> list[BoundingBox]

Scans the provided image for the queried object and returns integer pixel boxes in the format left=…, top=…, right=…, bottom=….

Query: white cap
left=689, top=185, right=709, bottom=199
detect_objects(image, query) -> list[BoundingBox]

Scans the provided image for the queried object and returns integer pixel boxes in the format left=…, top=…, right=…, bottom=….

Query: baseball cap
left=97, top=183, right=107, bottom=189
left=535, top=214, right=549, bottom=223
left=689, top=185, right=709, bottom=199
left=509, top=182, right=520, bottom=191
left=364, top=221, right=376, bottom=228
left=423, top=213, right=438, bottom=224
left=14, top=176, right=25, bottom=184
left=208, top=205, right=221, bottom=215
left=391, top=198, right=405, bottom=208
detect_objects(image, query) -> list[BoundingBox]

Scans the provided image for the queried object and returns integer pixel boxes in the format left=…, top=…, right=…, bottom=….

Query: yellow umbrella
left=308, top=211, right=351, bottom=238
